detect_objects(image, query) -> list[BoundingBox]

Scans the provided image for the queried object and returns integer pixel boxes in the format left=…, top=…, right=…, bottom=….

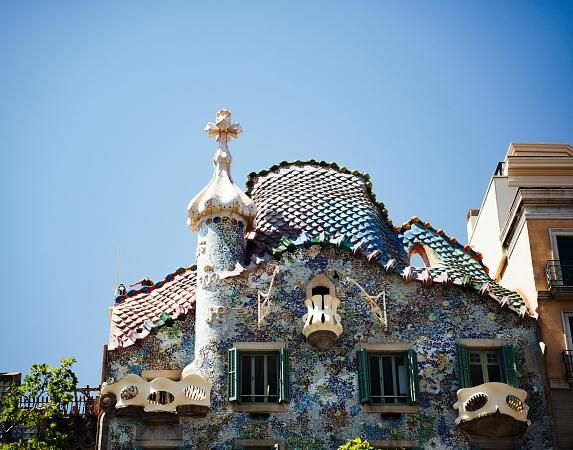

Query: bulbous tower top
left=187, top=109, right=257, bottom=231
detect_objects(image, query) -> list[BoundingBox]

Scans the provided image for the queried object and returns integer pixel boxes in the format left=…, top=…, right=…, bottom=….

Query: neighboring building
left=467, top=143, right=573, bottom=450
left=98, top=111, right=553, bottom=449
left=0, top=372, right=21, bottom=400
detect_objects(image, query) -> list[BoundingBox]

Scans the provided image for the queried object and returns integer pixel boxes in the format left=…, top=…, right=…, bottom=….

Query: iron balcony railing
left=16, top=386, right=99, bottom=417
left=546, top=260, right=573, bottom=290
left=564, top=350, right=573, bottom=380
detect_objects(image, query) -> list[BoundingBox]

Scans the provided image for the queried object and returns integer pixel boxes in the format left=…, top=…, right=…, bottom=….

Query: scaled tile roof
left=247, top=162, right=528, bottom=316
left=108, top=267, right=196, bottom=350
left=396, top=218, right=527, bottom=314
left=108, top=162, right=529, bottom=351
left=246, top=161, right=408, bottom=266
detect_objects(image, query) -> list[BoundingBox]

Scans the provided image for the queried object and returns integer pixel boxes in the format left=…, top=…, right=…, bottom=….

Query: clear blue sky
left=1, top=1, right=572, bottom=386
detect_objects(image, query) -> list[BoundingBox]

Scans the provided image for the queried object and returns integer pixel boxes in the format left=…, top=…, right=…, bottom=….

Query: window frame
left=549, top=229, right=573, bottom=288
left=228, top=342, right=290, bottom=413
left=357, top=343, right=420, bottom=413
left=549, top=229, right=573, bottom=261
left=239, top=352, right=279, bottom=404
left=456, top=339, right=518, bottom=388
left=468, top=349, right=503, bottom=385
left=562, top=311, right=573, bottom=350
left=367, top=353, right=410, bottom=405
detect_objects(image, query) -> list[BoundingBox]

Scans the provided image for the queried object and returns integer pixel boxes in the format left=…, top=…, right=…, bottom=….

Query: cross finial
left=204, top=109, right=242, bottom=151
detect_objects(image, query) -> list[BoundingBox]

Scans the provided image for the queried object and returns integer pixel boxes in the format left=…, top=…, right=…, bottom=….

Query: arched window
left=409, top=244, right=431, bottom=267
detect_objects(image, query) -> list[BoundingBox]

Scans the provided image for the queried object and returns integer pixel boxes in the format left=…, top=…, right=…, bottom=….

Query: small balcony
left=546, top=260, right=573, bottom=296
left=453, top=382, right=530, bottom=440
left=101, top=373, right=212, bottom=416
left=564, top=350, right=573, bottom=382
left=302, top=294, right=343, bottom=351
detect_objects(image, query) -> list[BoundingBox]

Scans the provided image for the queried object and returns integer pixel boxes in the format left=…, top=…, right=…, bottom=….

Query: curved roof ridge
left=245, top=159, right=394, bottom=229
left=246, top=162, right=407, bottom=264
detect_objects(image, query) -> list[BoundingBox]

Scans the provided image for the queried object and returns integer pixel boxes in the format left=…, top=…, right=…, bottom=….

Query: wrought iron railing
left=546, top=260, right=573, bottom=290
left=494, top=161, right=506, bottom=176
left=17, top=386, right=99, bottom=417
left=564, top=350, right=573, bottom=380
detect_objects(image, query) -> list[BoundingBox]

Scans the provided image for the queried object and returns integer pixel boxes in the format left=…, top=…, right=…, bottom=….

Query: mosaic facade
left=103, top=243, right=552, bottom=449
left=101, top=112, right=552, bottom=449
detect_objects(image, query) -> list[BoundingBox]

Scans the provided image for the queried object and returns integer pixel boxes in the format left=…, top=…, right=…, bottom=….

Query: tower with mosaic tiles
left=184, top=109, right=257, bottom=384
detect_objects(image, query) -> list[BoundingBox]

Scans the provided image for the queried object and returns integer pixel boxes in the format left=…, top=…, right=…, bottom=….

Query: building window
left=357, top=348, right=419, bottom=405
left=456, top=342, right=517, bottom=388
left=549, top=229, right=573, bottom=287
left=563, top=312, right=573, bottom=349
left=469, top=351, right=502, bottom=385
left=228, top=347, right=290, bottom=404
left=240, top=353, right=278, bottom=403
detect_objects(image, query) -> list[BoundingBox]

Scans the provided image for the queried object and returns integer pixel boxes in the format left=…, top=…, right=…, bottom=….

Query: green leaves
left=0, top=357, right=78, bottom=448
left=338, top=437, right=375, bottom=450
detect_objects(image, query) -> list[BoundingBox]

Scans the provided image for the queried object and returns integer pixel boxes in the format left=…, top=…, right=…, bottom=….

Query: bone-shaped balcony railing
left=302, top=294, right=343, bottom=338
left=453, top=382, right=530, bottom=426
left=101, top=373, right=212, bottom=413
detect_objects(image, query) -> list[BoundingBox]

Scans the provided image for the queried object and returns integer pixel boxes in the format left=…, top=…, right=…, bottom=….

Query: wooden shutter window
left=228, top=347, right=240, bottom=401
left=279, top=347, right=290, bottom=403
left=407, top=348, right=420, bottom=404
left=357, top=348, right=371, bottom=403
left=500, top=345, right=518, bottom=387
left=456, top=343, right=471, bottom=388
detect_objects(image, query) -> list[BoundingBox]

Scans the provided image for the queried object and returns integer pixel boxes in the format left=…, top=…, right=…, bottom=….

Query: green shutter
left=357, top=348, right=371, bottom=403
left=407, top=348, right=420, bottom=404
left=228, top=347, right=240, bottom=401
left=456, top=343, right=471, bottom=388
left=501, top=345, right=518, bottom=387
left=279, top=347, right=290, bottom=403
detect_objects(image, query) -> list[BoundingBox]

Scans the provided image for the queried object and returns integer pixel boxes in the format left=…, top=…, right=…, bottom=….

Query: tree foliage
left=338, top=437, right=375, bottom=450
left=0, top=357, right=78, bottom=448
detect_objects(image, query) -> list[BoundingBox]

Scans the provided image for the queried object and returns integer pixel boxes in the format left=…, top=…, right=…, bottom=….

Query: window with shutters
left=240, top=352, right=278, bottom=403
left=357, top=344, right=420, bottom=412
left=368, top=353, right=409, bottom=404
left=228, top=343, right=290, bottom=412
left=456, top=340, right=518, bottom=388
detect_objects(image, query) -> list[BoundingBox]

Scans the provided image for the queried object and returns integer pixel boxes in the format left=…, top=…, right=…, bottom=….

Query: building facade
left=97, top=112, right=553, bottom=449
left=467, top=143, right=573, bottom=449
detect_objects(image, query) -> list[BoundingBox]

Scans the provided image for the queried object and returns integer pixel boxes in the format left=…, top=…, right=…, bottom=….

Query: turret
left=183, top=109, right=256, bottom=381
left=187, top=109, right=256, bottom=271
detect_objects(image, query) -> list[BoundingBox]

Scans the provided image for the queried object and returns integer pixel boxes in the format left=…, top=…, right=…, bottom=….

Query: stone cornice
left=500, top=189, right=573, bottom=248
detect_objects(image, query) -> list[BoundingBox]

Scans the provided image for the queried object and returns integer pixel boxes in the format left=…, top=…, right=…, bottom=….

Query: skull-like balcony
left=303, top=294, right=343, bottom=351
left=453, top=382, right=530, bottom=442
left=101, top=373, right=212, bottom=416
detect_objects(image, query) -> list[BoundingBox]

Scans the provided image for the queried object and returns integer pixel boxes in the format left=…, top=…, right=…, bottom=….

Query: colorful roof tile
left=108, top=267, right=196, bottom=350
left=247, top=162, right=527, bottom=316
left=395, top=218, right=527, bottom=313
left=246, top=162, right=407, bottom=265
left=108, top=162, right=529, bottom=348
